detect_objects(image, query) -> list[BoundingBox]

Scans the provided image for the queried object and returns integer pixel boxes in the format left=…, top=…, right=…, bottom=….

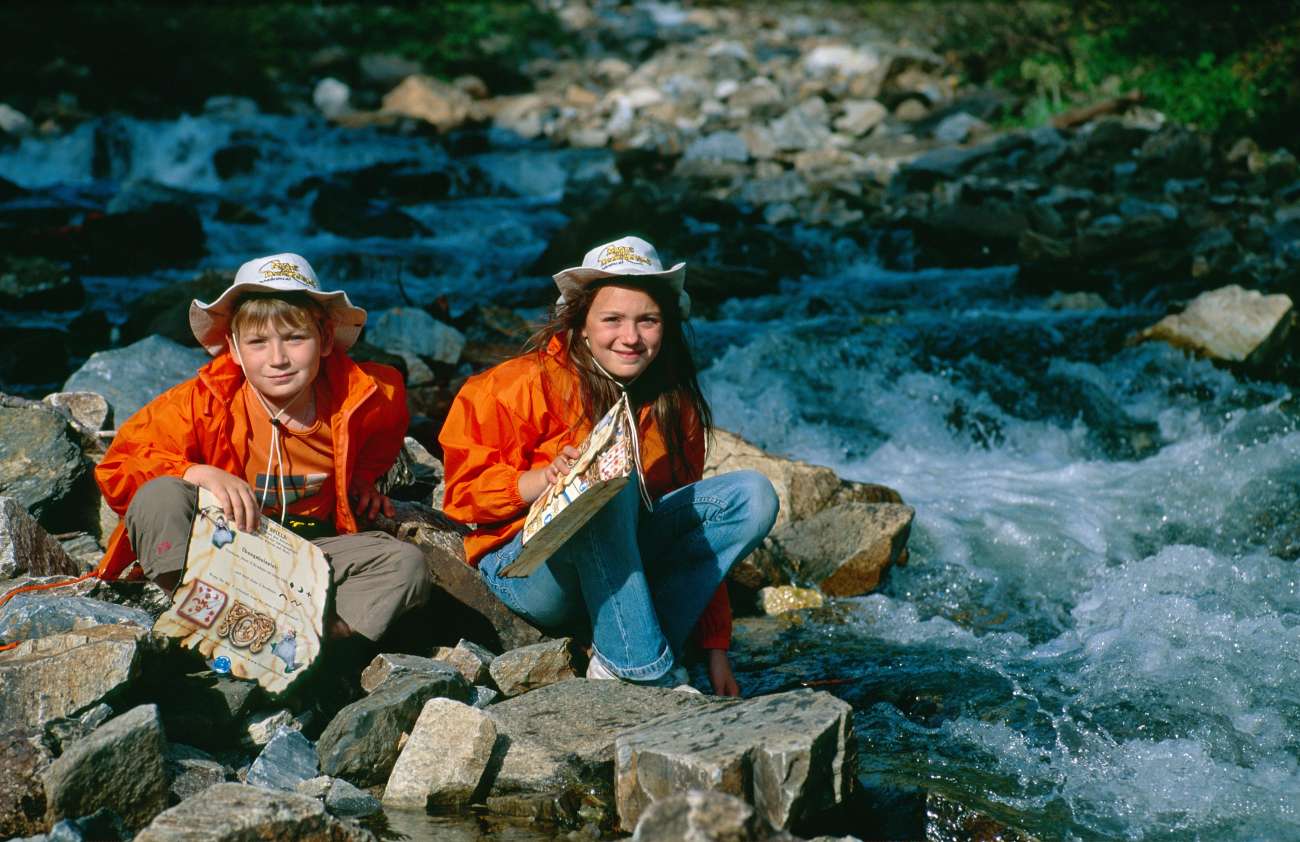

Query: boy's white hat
left=553, top=235, right=690, bottom=317
left=189, top=253, right=367, bottom=356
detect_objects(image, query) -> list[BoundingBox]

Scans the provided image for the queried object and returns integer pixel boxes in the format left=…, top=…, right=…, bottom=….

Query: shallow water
left=4, top=111, right=1299, bottom=841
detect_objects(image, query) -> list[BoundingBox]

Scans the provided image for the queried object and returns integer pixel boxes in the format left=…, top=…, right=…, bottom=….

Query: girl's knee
left=731, top=470, right=779, bottom=534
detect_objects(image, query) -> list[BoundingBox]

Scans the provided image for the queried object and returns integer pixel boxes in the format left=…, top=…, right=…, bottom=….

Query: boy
left=95, top=252, right=431, bottom=647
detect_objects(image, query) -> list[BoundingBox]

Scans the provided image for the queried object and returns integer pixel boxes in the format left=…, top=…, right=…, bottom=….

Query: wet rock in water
left=382, top=74, right=473, bottom=132
left=118, top=269, right=232, bottom=347
left=0, top=256, right=82, bottom=310
left=0, top=396, right=94, bottom=532
left=431, top=638, right=495, bottom=686
left=317, top=670, right=472, bottom=787
left=758, top=585, right=825, bottom=615
left=0, top=496, right=79, bottom=579
left=1133, top=285, right=1295, bottom=365
left=165, top=743, right=232, bottom=804
left=925, top=791, right=1037, bottom=841
left=483, top=680, right=713, bottom=818
left=631, top=789, right=767, bottom=842
left=0, top=593, right=153, bottom=644
left=246, top=727, right=319, bottom=792
left=359, top=653, right=463, bottom=695
left=0, top=727, right=52, bottom=839
left=366, top=307, right=466, bottom=364
left=371, top=503, right=545, bottom=652
left=135, top=782, right=373, bottom=842
left=43, top=392, right=112, bottom=435
left=615, top=689, right=854, bottom=832
left=313, top=77, right=352, bottom=119
left=0, top=328, right=70, bottom=387
left=383, top=698, right=497, bottom=810
left=310, top=183, right=428, bottom=239
left=777, top=502, right=915, bottom=597
left=42, top=704, right=167, bottom=832
left=324, top=777, right=381, bottom=818
left=488, top=637, right=578, bottom=698
left=63, top=335, right=209, bottom=425
left=0, top=625, right=144, bottom=730
left=212, top=142, right=260, bottom=179
left=79, top=203, right=205, bottom=273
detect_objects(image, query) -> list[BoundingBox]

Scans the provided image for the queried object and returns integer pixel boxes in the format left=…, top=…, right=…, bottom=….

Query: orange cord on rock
left=0, top=571, right=100, bottom=650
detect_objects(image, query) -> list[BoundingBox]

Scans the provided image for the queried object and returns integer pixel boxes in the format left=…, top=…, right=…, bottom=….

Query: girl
left=439, top=236, right=777, bottom=695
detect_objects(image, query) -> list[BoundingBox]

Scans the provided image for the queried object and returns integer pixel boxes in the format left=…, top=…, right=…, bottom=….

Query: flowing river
left=4, top=110, right=1298, bottom=841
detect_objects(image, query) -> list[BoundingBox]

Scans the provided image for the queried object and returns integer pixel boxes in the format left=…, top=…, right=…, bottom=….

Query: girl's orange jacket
left=438, top=337, right=732, bottom=650
left=94, top=350, right=408, bottom=581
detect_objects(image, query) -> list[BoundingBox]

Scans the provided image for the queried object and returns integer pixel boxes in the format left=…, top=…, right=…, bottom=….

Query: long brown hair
left=525, top=280, right=712, bottom=483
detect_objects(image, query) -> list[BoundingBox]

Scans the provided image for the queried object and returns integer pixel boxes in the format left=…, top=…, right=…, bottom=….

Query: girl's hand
left=518, top=445, right=582, bottom=503
left=351, top=481, right=395, bottom=522
left=183, top=464, right=261, bottom=532
left=705, top=648, right=740, bottom=697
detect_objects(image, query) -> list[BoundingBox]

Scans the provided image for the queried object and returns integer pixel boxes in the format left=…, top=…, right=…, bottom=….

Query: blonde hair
left=230, top=293, right=328, bottom=341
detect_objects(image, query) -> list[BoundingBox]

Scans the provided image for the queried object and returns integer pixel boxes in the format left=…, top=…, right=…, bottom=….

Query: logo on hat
left=259, top=259, right=317, bottom=288
left=597, top=244, right=652, bottom=270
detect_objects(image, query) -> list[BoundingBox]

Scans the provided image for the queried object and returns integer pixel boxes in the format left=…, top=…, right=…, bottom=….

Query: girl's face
left=581, top=285, right=664, bottom=382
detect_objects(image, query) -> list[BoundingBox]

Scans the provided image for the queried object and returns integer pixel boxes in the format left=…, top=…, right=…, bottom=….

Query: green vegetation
left=928, top=0, right=1300, bottom=144
left=0, top=2, right=560, bottom=119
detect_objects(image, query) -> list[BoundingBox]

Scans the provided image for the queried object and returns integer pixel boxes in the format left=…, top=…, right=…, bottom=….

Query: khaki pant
left=125, top=476, right=431, bottom=641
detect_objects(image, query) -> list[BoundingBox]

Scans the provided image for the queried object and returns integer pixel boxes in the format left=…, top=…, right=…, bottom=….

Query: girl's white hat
left=189, top=253, right=367, bottom=355
left=552, top=235, right=690, bottom=317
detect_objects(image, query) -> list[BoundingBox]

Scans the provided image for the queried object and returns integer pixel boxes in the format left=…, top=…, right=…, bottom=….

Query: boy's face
left=227, top=317, right=333, bottom=402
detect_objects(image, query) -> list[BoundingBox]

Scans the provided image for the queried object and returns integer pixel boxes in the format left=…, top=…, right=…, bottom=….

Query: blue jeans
left=478, top=470, right=778, bottom=682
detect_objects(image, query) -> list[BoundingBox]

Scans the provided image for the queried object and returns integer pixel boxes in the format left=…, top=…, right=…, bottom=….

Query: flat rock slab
left=486, top=679, right=716, bottom=799
left=778, top=501, right=914, bottom=597
left=0, top=624, right=144, bottom=730
left=615, top=689, right=854, bottom=832
left=135, top=782, right=374, bottom=842
left=1135, top=284, right=1295, bottom=364
left=488, top=637, right=578, bottom=697
left=384, top=698, right=497, bottom=810
left=0, top=495, right=79, bottom=579
left=0, top=592, right=154, bottom=644
left=43, top=704, right=168, bottom=832
left=317, top=670, right=471, bottom=787
left=246, top=727, right=319, bottom=792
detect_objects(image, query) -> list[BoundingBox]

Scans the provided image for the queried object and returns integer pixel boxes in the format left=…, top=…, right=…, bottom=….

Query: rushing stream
left=4, top=110, right=1299, bottom=841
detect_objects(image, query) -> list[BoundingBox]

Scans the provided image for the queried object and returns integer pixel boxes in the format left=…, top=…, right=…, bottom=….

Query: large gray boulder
left=0, top=727, right=52, bottom=839
left=0, top=396, right=95, bottom=532
left=365, top=307, right=466, bottom=364
left=1134, top=285, right=1295, bottom=365
left=614, top=689, right=855, bottom=832
left=0, top=593, right=154, bottom=644
left=488, top=637, right=578, bottom=698
left=62, top=335, right=208, bottom=425
left=135, top=782, right=374, bottom=842
left=483, top=680, right=714, bottom=821
left=704, top=430, right=908, bottom=594
left=42, top=704, right=168, bottom=832
left=0, top=625, right=145, bottom=729
left=383, top=698, right=497, bottom=810
left=0, top=496, right=79, bottom=579
left=317, top=669, right=471, bottom=787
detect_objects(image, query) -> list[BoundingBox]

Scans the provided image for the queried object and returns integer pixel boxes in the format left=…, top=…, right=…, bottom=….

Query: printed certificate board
left=153, top=488, right=329, bottom=694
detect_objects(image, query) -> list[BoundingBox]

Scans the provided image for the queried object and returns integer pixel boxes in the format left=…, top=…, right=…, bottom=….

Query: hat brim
left=552, top=262, right=689, bottom=316
left=189, top=279, right=367, bottom=356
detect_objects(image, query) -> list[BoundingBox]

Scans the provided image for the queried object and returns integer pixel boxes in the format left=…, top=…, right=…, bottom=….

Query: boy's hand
left=182, top=464, right=261, bottom=532
left=706, top=648, right=740, bottom=697
left=350, top=481, right=394, bottom=522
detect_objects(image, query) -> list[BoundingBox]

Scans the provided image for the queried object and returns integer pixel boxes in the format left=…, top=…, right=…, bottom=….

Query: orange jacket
left=439, top=337, right=731, bottom=649
left=94, top=350, right=408, bottom=581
